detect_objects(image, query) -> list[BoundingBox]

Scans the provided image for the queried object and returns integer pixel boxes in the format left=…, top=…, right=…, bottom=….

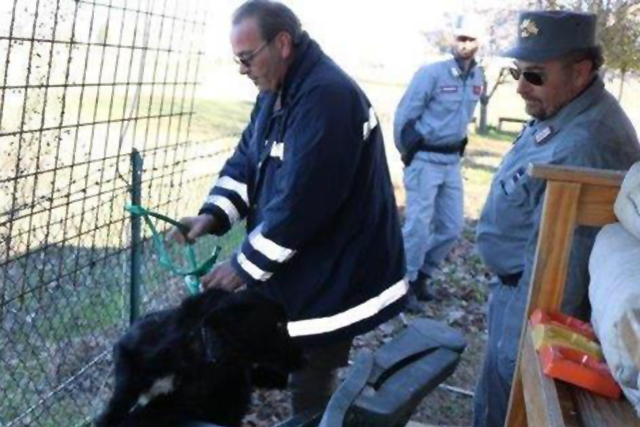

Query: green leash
left=126, top=204, right=221, bottom=294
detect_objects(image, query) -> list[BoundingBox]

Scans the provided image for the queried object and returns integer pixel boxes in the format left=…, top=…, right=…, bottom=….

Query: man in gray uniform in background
left=473, top=10, right=640, bottom=427
left=394, top=18, right=485, bottom=311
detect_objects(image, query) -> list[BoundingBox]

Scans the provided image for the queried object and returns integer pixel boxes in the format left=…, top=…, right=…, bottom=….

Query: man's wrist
left=197, top=207, right=230, bottom=235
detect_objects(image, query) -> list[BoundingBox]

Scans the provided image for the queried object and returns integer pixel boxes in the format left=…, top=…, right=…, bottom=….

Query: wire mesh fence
left=0, top=1, right=246, bottom=426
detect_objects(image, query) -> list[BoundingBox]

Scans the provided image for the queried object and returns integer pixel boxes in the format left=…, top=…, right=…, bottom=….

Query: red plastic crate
left=539, top=344, right=622, bottom=399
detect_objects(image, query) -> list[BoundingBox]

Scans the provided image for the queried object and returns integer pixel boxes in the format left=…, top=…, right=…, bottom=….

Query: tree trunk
left=618, top=70, right=626, bottom=102
left=478, top=82, right=490, bottom=135
left=479, top=100, right=489, bottom=135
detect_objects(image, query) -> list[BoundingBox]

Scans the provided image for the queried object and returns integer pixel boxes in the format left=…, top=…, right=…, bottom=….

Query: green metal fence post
left=130, top=149, right=143, bottom=324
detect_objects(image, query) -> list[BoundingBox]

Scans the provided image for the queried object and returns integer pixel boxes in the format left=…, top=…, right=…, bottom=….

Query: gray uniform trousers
left=402, top=158, right=464, bottom=281
left=472, top=280, right=528, bottom=427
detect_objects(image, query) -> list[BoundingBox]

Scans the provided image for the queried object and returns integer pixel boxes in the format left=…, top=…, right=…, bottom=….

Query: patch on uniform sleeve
left=440, top=86, right=459, bottom=94
left=473, top=85, right=483, bottom=95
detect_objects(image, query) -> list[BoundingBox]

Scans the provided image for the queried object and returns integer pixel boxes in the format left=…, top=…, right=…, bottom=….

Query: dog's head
left=194, top=290, right=302, bottom=373
left=180, top=288, right=303, bottom=373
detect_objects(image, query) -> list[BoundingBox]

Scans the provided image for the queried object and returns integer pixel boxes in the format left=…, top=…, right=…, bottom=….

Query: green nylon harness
left=126, top=204, right=220, bottom=294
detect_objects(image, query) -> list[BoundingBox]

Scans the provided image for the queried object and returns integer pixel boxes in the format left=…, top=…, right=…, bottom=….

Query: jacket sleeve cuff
left=198, top=205, right=231, bottom=236
left=230, top=252, right=261, bottom=286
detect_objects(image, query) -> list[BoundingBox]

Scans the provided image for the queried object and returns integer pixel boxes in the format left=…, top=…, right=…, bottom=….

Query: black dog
left=94, top=288, right=303, bottom=427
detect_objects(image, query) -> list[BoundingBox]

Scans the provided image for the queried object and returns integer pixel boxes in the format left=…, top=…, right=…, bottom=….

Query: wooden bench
left=498, top=117, right=527, bottom=132
left=504, top=164, right=640, bottom=427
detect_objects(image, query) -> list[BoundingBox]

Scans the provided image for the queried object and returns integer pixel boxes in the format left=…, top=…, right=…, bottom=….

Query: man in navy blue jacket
left=172, top=0, right=407, bottom=414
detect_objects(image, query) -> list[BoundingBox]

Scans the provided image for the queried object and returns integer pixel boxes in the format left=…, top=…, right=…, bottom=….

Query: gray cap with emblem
left=502, top=10, right=598, bottom=62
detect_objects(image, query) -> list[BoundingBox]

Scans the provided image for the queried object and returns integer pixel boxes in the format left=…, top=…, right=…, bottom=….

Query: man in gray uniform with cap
left=394, top=18, right=484, bottom=310
left=473, top=10, right=640, bottom=427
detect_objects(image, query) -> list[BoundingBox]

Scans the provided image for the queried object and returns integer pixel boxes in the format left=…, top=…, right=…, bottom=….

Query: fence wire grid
left=0, top=1, right=247, bottom=426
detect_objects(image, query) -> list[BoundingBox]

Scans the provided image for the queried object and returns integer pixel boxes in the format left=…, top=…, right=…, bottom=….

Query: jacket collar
left=454, top=56, right=477, bottom=72
left=278, top=32, right=323, bottom=106
left=253, top=33, right=323, bottom=132
left=449, top=56, right=477, bottom=80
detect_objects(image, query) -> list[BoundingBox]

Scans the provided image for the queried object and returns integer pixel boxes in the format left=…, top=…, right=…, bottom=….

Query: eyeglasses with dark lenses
left=233, top=39, right=272, bottom=68
left=509, top=67, right=546, bottom=86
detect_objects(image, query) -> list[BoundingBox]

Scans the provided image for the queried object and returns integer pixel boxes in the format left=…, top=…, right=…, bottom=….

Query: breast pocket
left=433, top=86, right=462, bottom=116
left=264, top=141, right=285, bottom=174
left=500, top=166, right=531, bottom=207
left=436, top=85, right=462, bottom=102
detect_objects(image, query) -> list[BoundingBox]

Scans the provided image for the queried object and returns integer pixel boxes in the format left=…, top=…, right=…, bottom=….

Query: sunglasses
left=509, top=67, right=546, bottom=86
left=233, top=39, right=273, bottom=68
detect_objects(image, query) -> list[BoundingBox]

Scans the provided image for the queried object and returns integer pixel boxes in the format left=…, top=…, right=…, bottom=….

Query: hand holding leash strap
left=126, top=204, right=220, bottom=294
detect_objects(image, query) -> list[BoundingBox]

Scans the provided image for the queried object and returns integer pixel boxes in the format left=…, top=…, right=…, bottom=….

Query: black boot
left=410, top=272, right=435, bottom=302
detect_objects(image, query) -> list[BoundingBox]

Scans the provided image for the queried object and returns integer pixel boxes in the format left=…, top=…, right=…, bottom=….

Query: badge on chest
left=440, top=86, right=459, bottom=94
left=269, top=141, right=284, bottom=160
left=534, top=126, right=554, bottom=146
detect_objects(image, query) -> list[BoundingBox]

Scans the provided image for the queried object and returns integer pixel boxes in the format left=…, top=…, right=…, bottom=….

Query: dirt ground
left=241, top=132, right=513, bottom=427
